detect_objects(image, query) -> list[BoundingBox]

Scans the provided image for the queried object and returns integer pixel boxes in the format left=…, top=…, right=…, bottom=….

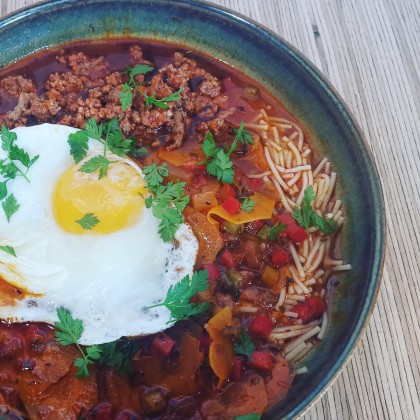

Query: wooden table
left=2, top=1, right=419, bottom=419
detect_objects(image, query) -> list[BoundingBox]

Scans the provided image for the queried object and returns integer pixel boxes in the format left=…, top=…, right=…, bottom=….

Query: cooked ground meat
left=0, top=46, right=233, bottom=148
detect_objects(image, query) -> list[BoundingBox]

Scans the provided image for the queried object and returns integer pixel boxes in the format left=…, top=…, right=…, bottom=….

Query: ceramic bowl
left=0, top=0, right=385, bottom=418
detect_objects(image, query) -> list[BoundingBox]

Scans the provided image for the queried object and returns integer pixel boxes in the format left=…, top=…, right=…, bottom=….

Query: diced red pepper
left=216, top=184, right=236, bottom=203
left=249, top=316, right=273, bottom=338
left=247, top=177, right=263, bottom=189
left=277, top=212, right=308, bottom=243
left=220, top=249, right=236, bottom=269
left=292, top=296, right=326, bottom=323
left=203, top=263, right=220, bottom=281
left=245, top=219, right=265, bottom=234
left=222, top=196, right=241, bottom=215
left=306, top=296, right=326, bottom=318
left=271, top=249, right=289, bottom=267
left=249, top=351, right=273, bottom=371
left=231, top=356, right=245, bottom=382
left=199, top=335, right=212, bottom=354
left=151, top=333, right=176, bottom=358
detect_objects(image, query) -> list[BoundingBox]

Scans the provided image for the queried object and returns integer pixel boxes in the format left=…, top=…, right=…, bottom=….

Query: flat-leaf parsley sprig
left=68, top=118, right=134, bottom=179
left=202, top=121, right=253, bottom=184
left=233, top=330, right=255, bottom=358
left=0, top=126, right=39, bottom=222
left=54, top=308, right=102, bottom=378
left=142, top=163, right=190, bottom=242
left=293, top=186, right=338, bottom=234
left=120, top=64, right=155, bottom=110
left=148, top=270, right=210, bottom=324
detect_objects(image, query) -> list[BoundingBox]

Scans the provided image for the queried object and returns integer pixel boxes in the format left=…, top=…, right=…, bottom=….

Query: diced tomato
left=271, top=249, right=289, bottom=267
left=199, top=335, right=212, bottom=354
left=292, top=297, right=326, bottom=323
left=222, top=196, right=241, bottom=215
left=249, top=351, right=273, bottom=371
left=192, top=174, right=208, bottom=189
left=231, top=356, right=245, bottom=382
left=220, top=249, right=236, bottom=269
left=216, top=184, right=236, bottom=203
left=306, top=296, right=326, bottom=318
left=247, top=177, right=263, bottom=189
left=151, top=333, right=176, bottom=358
left=245, top=219, right=265, bottom=234
left=277, top=212, right=308, bottom=243
left=249, top=316, right=273, bottom=338
left=203, top=263, right=220, bottom=281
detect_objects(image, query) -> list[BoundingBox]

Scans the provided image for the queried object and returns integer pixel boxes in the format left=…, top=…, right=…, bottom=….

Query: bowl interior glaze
left=0, top=0, right=385, bottom=418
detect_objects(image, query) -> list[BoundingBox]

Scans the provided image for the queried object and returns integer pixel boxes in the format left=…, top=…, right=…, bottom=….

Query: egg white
left=0, top=124, right=198, bottom=345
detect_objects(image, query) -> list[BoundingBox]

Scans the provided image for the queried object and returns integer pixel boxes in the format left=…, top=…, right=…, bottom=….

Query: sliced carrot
left=206, top=325, right=234, bottom=389
left=208, top=307, right=234, bottom=331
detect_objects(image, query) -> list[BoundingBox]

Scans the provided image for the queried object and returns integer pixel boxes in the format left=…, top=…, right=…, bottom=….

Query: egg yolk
left=52, top=160, right=146, bottom=234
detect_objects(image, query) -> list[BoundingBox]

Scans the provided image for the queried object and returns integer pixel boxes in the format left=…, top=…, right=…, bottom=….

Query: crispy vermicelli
left=252, top=109, right=351, bottom=371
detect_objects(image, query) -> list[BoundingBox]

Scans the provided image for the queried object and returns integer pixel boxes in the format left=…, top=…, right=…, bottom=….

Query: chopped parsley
left=142, top=163, right=190, bottom=242
left=233, top=330, right=255, bottom=359
left=0, top=245, right=16, bottom=257
left=148, top=270, right=210, bottom=324
left=54, top=308, right=102, bottom=378
left=75, top=213, right=100, bottom=230
left=293, top=186, right=338, bottom=234
left=139, top=88, right=183, bottom=109
left=99, top=339, right=140, bottom=374
left=68, top=118, right=134, bottom=179
left=202, top=122, right=253, bottom=184
left=241, top=197, right=256, bottom=212
left=235, top=414, right=261, bottom=420
left=120, top=64, right=154, bottom=110
left=0, top=126, right=39, bottom=221
left=267, top=221, right=287, bottom=241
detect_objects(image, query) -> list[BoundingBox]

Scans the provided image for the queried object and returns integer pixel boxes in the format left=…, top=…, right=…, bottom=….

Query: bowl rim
left=0, top=0, right=386, bottom=418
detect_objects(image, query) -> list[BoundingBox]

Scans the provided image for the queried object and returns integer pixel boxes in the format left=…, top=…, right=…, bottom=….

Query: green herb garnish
left=54, top=308, right=102, bottom=378
left=139, top=88, right=183, bottom=109
left=148, top=270, right=210, bottom=324
left=267, top=221, right=287, bottom=241
left=0, top=126, right=39, bottom=221
left=293, top=186, right=338, bottom=234
left=68, top=118, right=133, bottom=179
left=233, top=330, right=255, bottom=359
left=202, top=122, right=253, bottom=184
left=75, top=213, right=100, bottom=230
left=99, top=339, right=140, bottom=374
left=142, top=163, right=190, bottom=242
left=241, top=197, right=256, bottom=212
left=0, top=245, right=16, bottom=257
left=120, top=64, right=154, bottom=110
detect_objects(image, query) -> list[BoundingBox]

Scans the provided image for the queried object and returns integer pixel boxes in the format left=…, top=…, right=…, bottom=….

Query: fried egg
left=0, top=124, right=198, bottom=345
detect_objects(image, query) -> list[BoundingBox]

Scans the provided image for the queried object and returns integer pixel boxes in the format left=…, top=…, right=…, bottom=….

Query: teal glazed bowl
left=0, top=0, right=385, bottom=418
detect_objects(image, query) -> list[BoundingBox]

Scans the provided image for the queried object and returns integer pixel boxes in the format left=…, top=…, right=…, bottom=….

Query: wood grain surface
left=2, top=1, right=419, bottom=419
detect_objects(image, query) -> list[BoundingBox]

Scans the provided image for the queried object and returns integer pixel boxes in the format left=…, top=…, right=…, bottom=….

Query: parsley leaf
left=233, top=330, right=255, bottom=359
left=85, top=118, right=103, bottom=140
left=241, top=197, right=256, bottom=212
left=0, top=127, right=39, bottom=220
left=75, top=213, right=100, bottom=230
left=79, top=155, right=113, bottom=179
left=120, top=84, right=133, bottom=111
left=202, top=122, right=252, bottom=184
left=54, top=308, right=103, bottom=378
left=143, top=163, right=169, bottom=191
left=206, top=149, right=234, bottom=184
left=0, top=245, right=16, bottom=257
left=267, top=221, right=287, bottom=241
left=140, top=88, right=183, bottom=109
left=127, top=64, right=154, bottom=85
left=99, top=339, right=140, bottom=374
left=148, top=270, right=210, bottom=324
left=293, top=186, right=339, bottom=234
left=235, top=414, right=261, bottom=420
left=2, top=194, right=19, bottom=223
left=68, top=130, right=89, bottom=164
left=105, top=118, right=132, bottom=156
